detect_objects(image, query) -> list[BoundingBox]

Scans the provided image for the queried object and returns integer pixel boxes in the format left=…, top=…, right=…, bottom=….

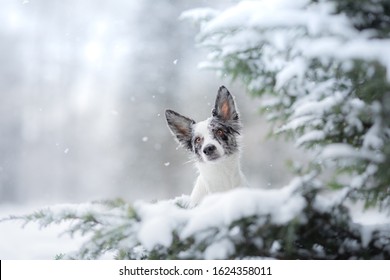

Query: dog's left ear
left=165, top=109, right=195, bottom=151
left=212, top=86, right=239, bottom=122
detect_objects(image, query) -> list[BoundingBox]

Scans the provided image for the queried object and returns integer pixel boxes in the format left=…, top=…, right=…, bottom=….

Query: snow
left=198, top=0, right=312, bottom=34
left=137, top=217, right=173, bottom=250
left=348, top=201, right=390, bottom=248
left=270, top=240, right=281, bottom=254
left=321, top=143, right=384, bottom=163
left=293, top=93, right=345, bottom=118
left=278, top=115, right=316, bottom=132
left=180, top=8, right=220, bottom=23
left=299, top=38, right=390, bottom=80
left=348, top=201, right=390, bottom=226
left=190, top=0, right=390, bottom=80
left=204, top=238, right=234, bottom=259
left=275, top=58, right=306, bottom=90
left=2, top=187, right=389, bottom=259
left=363, top=113, right=384, bottom=150
left=219, top=30, right=263, bottom=57
left=296, top=130, right=325, bottom=147
left=0, top=204, right=86, bottom=259
left=313, top=188, right=350, bottom=214
left=314, top=192, right=390, bottom=249
left=133, top=182, right=306, bottom=254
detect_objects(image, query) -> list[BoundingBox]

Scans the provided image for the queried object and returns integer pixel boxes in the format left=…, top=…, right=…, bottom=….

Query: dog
left=165, top=86, right=247, bottom=207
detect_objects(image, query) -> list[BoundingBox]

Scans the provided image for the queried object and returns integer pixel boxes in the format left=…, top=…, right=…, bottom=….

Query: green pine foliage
left=184, top=0, right=390, bottom=208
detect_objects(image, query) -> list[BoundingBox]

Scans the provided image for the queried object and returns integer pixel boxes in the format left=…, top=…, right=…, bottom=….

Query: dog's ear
left=212, top=86, right=239, bottom=122
left=165, top=109, right=195, bottom=150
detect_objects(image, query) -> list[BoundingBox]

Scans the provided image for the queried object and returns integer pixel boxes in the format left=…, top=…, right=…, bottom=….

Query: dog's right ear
left=165, top=109, right=195, bottom=150
left=212, top=86, right=239, bottom=122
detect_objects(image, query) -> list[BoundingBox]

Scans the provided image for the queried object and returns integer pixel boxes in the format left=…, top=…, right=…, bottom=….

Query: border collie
left=165, top=86, right=247, bottom=207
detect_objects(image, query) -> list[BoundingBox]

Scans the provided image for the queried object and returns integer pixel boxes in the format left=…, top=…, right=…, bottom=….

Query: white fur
left=190, top=153, right=248, bottom=206
left=189, top=119, right=248, bottom=207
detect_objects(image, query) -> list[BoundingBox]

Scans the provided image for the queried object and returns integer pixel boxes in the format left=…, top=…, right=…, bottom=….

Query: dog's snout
left=203, top=144, right=216, bottom=155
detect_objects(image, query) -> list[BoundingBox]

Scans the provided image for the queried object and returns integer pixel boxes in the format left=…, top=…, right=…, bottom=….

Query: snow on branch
left=3, top=180, right=390, bottom=259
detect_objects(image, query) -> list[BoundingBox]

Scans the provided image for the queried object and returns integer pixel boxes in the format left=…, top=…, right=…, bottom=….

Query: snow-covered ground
left=0, top=204, right=85, bottom=259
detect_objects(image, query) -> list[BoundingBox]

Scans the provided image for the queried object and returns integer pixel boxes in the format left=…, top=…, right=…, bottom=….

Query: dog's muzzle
left=202, top=144, right=220, bottom=161
left=203, top=144, right=216, bottom=156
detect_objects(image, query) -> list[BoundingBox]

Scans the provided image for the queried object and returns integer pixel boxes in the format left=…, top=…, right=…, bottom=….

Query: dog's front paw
left=171, top=195, right=192, bottom=209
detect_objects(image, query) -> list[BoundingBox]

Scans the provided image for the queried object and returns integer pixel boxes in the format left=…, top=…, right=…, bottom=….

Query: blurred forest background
left=0, top=0, right=297, bottom=206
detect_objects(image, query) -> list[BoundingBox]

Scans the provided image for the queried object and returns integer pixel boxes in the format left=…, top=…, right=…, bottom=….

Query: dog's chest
left=196, top=155, right=243, bottom=192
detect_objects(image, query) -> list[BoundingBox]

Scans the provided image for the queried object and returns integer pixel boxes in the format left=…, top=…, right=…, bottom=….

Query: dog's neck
left=195, top=153, right=244, bottom=193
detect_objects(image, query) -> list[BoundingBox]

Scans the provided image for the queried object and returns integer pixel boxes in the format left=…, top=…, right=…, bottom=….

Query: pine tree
left=183, top=0, right=390, bottom=208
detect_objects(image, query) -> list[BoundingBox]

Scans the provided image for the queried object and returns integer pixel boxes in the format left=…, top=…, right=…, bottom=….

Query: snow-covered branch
left=3, top=181, right=390, bottom=259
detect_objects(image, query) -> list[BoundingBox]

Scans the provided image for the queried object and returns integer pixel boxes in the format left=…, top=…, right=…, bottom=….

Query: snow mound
left=135, top=183, right=306, bottom=251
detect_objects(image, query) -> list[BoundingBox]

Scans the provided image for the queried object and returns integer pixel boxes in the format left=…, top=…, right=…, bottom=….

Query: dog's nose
left=203, top=144, right=216, bottom=155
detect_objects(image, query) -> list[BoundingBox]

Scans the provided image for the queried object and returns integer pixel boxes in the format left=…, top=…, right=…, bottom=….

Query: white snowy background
left=0, top=0, right=299, bottom=259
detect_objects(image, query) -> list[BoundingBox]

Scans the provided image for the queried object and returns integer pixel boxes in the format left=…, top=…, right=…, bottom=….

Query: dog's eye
left=216, top=129, right=224, bottom=137
left=195, top=137, right=201, bottom=144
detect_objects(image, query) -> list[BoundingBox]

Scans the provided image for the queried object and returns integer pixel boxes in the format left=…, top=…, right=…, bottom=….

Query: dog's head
left=165, top=86, right=241, bottom=163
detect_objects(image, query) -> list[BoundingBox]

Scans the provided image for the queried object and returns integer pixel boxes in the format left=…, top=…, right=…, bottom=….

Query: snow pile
left=135, top=182, right=305, bottom=255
